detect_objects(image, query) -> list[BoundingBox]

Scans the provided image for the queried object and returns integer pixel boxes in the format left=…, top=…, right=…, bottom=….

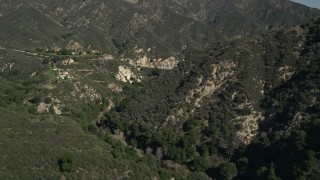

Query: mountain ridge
left=0, top=0, right=320, bottom=179
left=101, top=17, right=320, bottom=179
left=0, top=0, right=319, bottom=61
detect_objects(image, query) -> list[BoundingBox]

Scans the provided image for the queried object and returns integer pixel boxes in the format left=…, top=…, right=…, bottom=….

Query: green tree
left=288, top=130, right=307, bottom=151
left=29, top=96, right=41, bottom=104
left=268, top=163, right=280, bottom=180
left=87, top=124, right=97, bottom=134
left=44, top=97, right=52, bottom=104
left=237, top=157, right=248, bottom=175
left=151, top=69, right=160, bottom=76
left=58, top=154, right=76, bottom=172
left=42, top=58, right=50, bottom=65
left=219, top=162, right=238, bottom=180
left=57, top=48, right=72, bottom=55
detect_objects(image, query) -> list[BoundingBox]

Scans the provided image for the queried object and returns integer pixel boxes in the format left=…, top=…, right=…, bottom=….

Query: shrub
left=219, top=162, right=238, bottom=180
left=58, top=154, right=76, bottom=173
left=44, top=97, right=52, bottom=104
left=30, top=96, right=41, bottom=104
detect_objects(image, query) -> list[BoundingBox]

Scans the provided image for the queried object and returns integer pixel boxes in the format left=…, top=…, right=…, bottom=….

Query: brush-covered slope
left=137, top=0, right=320, bottom=37
left=0, top=48, right=179, bottom=179
left=0, top=0, right=224, bottom=62
left=0, top=0, right=320, bottom=179
left=101, top=18, right=320, bottom=179
left=0, top=108, right=163, bottom=179
left=0, top=0, right=319, bottom=63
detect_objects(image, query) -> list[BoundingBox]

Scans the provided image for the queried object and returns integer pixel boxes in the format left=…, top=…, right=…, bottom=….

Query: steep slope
left=0, top=2, right=71, bottom=49
left=101, top=18, right=320, bottom=178
left=0, top=0, right=224, bottom=63
left=0, top=0, right=319, bottom=65
left=236, top=19, right=320, bottom=179
left=138, top=0, right=320, bottom=37
left=0, top=0, right=320, bottom=179
left=0, top=47, right=187, bottom=179
left=0, top=108, right=161, bottom=179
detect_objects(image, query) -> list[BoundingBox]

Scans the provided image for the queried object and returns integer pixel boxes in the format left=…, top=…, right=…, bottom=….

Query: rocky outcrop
left=165, top=61, right=236, bottom=124
left=124, top=46, right=179, bottom=70
left=128, top=55, right=179, bottom=70
left=186, top=61, right=236, bottom=107
left=235, top=110, right=264, bottom=144
left=66, top=40, right=83, bottom=52
left=115, top=65, right=142, bottom=83
left=71, top=82, right=102, bottom=102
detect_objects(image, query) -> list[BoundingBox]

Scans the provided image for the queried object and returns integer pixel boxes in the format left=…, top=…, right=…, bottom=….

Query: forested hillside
left=101, top=18, right=320, bottom=179
left=0, top=0, right=320, bottom=179
left=0, top=0, right=319, bottom=59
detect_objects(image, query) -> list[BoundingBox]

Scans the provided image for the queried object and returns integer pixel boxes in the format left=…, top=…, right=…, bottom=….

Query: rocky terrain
left=0, top=0, right=320, bottom=179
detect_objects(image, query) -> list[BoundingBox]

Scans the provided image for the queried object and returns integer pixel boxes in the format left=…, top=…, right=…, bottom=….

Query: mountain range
left=0, top=0, right=320, bottom=179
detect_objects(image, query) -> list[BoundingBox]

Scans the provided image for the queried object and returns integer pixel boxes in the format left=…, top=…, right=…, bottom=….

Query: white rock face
left=124, top=0, right=139, bottom=4
left=278, top=65, right=295, bottom=81
left=235, top=111, right=264, bottom=145
left=37, top=102, right=50, bottom=113
left=186, top=61, right=236, bottom=107
left=164, top=61, right=236, bottom=125
left=107, top=83, right=123, bottom=92
left=1, top=63, right=15, bottom=72
left=285, top=112, right=304, bottom=134
left=66, top=40, right=83, bottom=51
left=37, top=98, right=62, bottom=115
left=53, top=106, right=62, bottom=115
left=116, top=65, right=142, bottom=83
left=71, top=82, right=101, bottom=102
left=129, top=56, right=178, bottom=70
left=125, top=46, right=179, bottom=70
left=100, top=54, right=114, bottom=61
